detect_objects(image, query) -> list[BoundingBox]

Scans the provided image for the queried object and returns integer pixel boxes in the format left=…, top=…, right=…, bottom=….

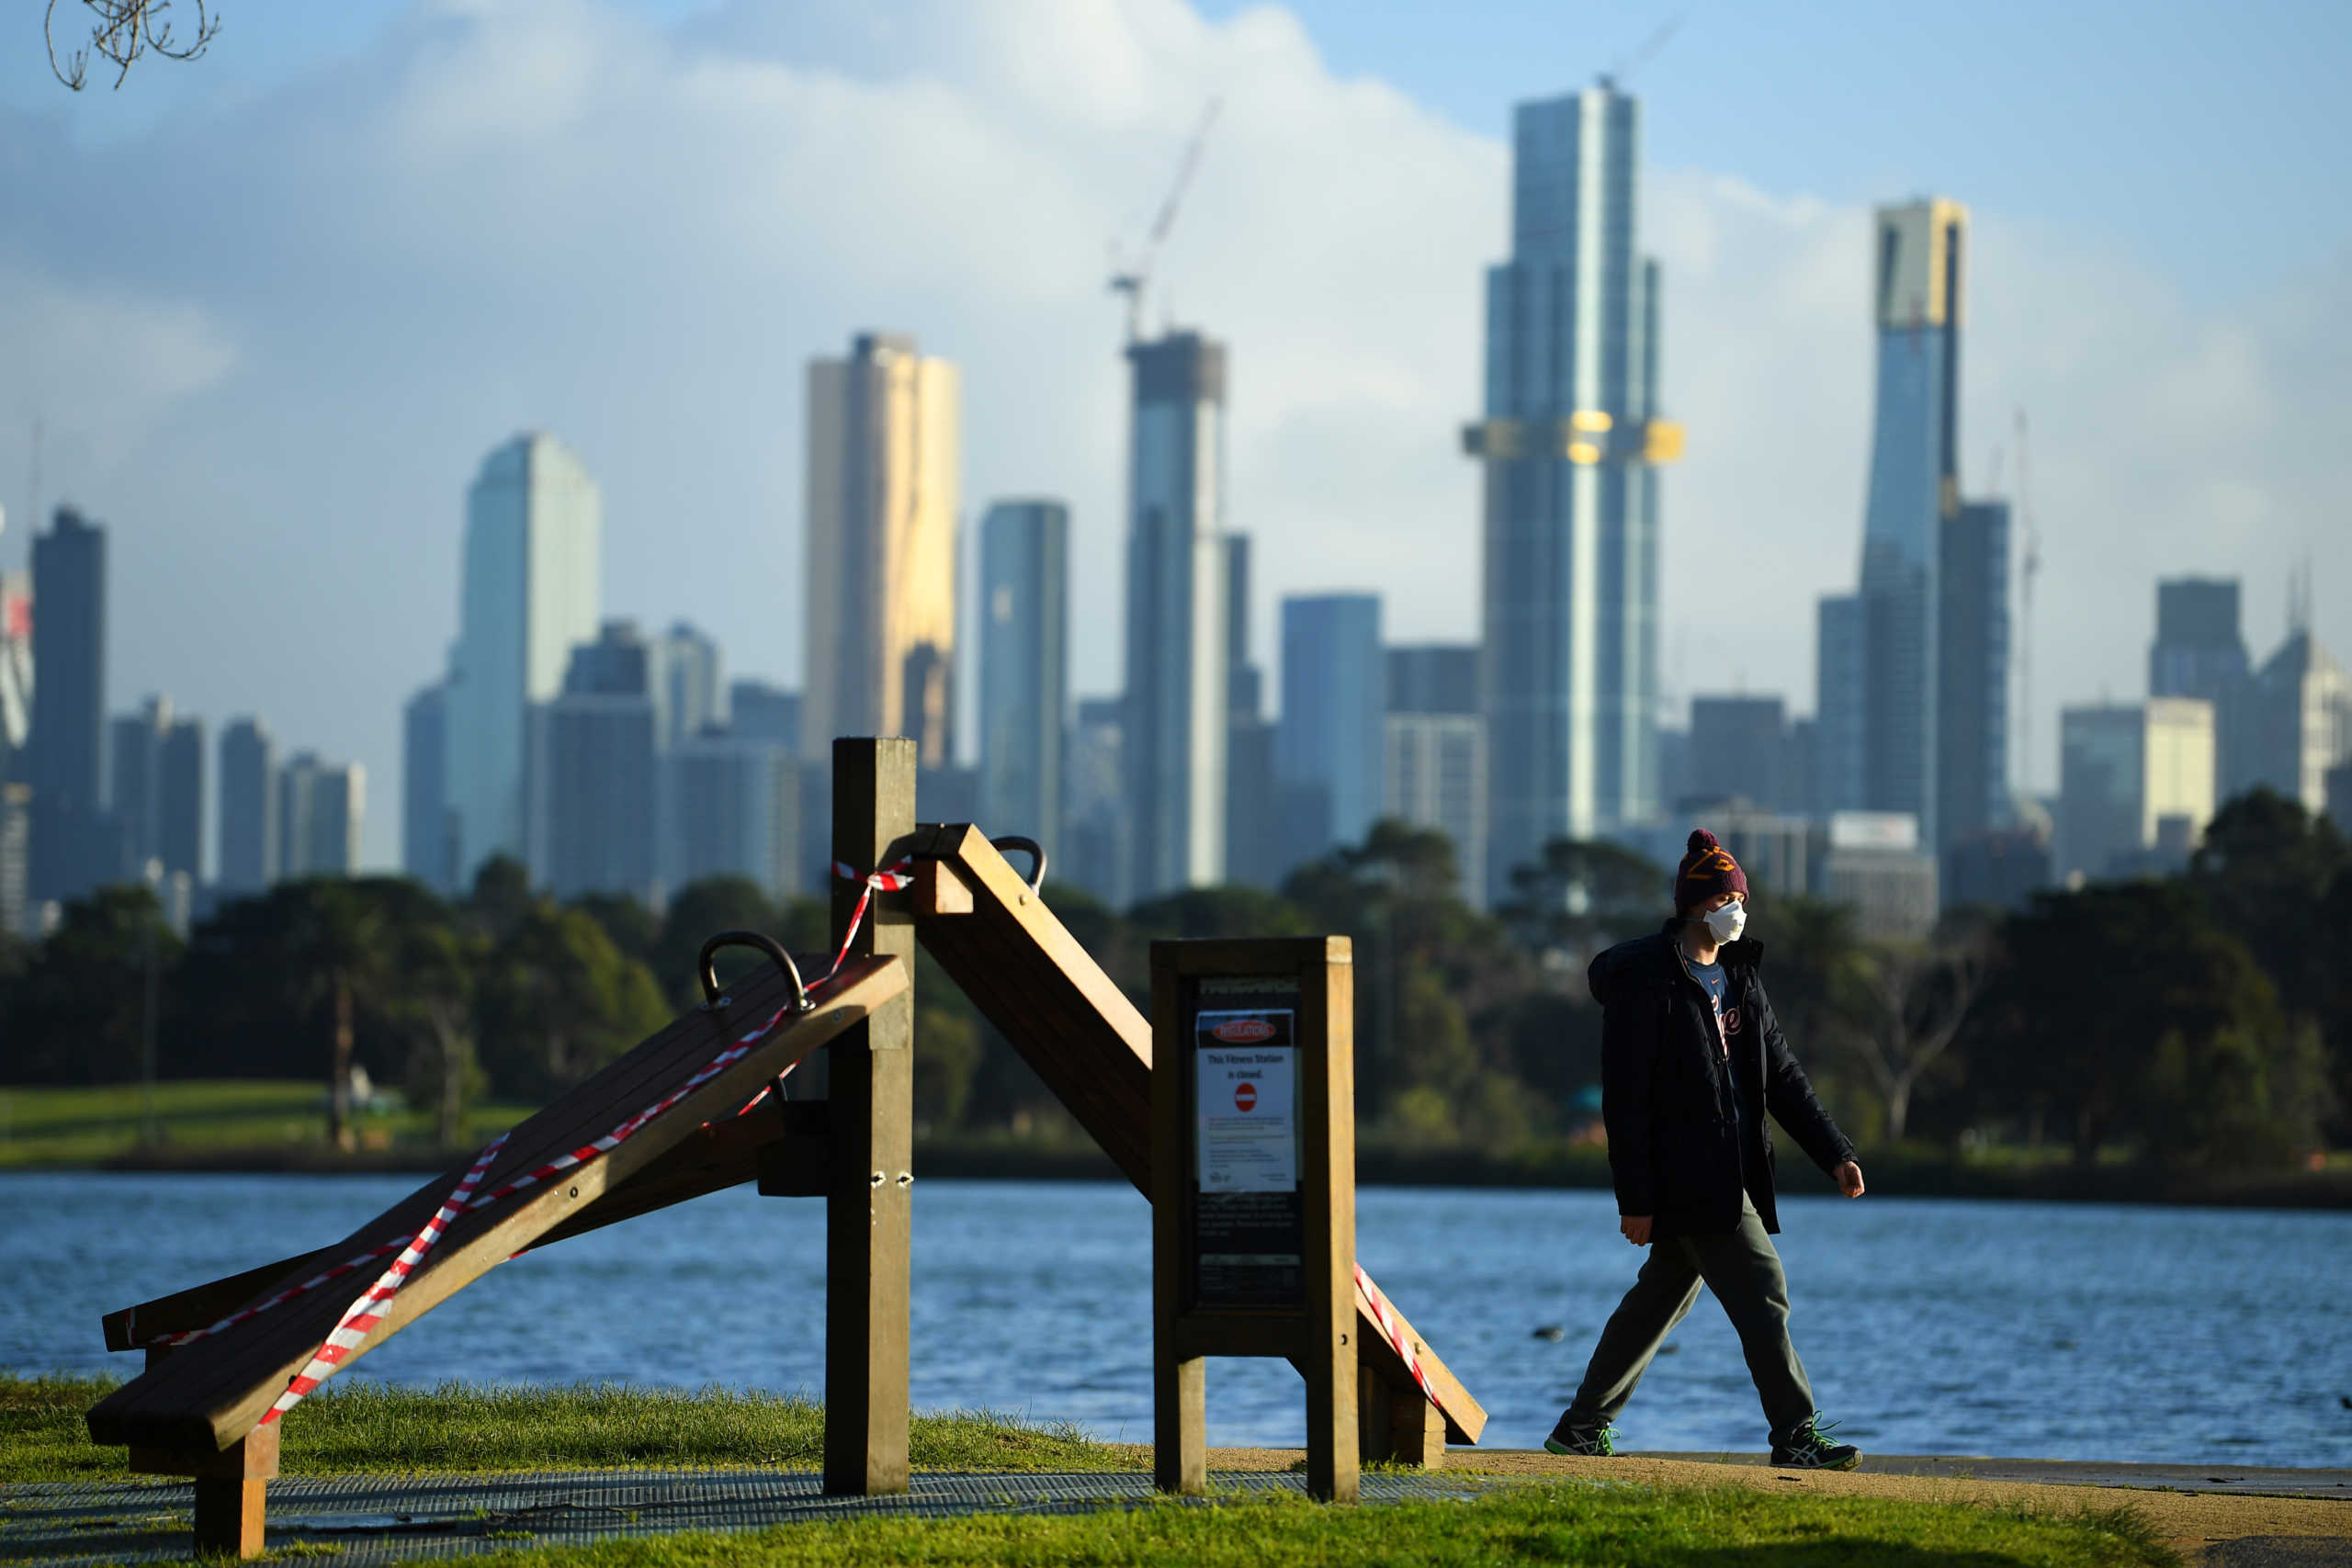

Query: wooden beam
left=912, top=824, right=1487, bottom=1450
left=824, top=738, right=915, bottom=1496
left=85, top=955, right=903, bottom=1456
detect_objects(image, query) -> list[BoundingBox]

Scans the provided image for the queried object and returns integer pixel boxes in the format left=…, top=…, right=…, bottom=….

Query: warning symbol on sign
left=1234, top=1081, right=1258, bottom=1112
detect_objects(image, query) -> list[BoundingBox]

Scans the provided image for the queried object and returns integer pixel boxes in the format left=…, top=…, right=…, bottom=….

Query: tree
left=0, top=885, right=177, bottom=1085
left=476, top=901, right=671, bottom=1102
left=392, top=920, right=487, bottom=1150
left=653, top=877, right=784, bottom=1010
left=1498, top=837, right=1665, bottom=962
left=46, top=0, right=217, bottom=91
left=1837, top=941, right=1981, bottom=1143
left=283, top=880, right=396, bottom=1150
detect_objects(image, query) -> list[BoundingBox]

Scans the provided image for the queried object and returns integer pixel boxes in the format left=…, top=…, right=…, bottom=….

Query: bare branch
left=46, top=0, right=219, bottom=93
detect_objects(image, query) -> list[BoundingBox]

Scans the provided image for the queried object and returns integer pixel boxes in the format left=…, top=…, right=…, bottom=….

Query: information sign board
left=1190, top=985, right=1302, bottom=1308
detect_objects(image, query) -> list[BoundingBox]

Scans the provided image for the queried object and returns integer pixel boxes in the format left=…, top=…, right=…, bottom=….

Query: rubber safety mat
left=0, top=1467, right=1510, bottom=1566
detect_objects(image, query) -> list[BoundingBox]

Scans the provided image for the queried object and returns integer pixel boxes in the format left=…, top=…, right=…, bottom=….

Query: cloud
left=0, top=0, right=2341, bottom=872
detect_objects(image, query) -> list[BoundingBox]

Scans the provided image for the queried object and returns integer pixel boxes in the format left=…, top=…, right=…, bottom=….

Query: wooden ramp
left=88, top=954, right=902, bottom=1458
left=909, top=824, right=1488, bottom=1454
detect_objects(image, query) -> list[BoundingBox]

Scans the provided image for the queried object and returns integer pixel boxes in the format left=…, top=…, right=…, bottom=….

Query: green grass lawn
left=1, top=1378, right=2174, bottom=1565
left=0, top=1081, right=539, bottom=1168
left=0, top=1377, right=1122, bottom=1484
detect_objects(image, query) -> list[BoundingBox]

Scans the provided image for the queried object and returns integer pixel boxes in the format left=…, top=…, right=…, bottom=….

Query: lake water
left=4, top=1174, right=2348, bottom=1467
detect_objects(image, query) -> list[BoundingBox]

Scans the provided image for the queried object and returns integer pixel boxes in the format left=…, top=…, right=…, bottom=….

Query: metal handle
left=696, top=930, right=810, bottom=1014
left=989, top=835, right=1046, bottom=895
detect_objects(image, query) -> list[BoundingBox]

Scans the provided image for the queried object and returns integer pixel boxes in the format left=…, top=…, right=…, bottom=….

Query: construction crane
left=1607, top=13, right=1685, bottom=86
left=1108, top=98, right=1221, bottom=344
left=2014, top=408, right=2041, bottom=797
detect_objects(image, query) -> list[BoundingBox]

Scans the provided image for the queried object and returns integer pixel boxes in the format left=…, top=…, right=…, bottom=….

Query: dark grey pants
left=1566, top=1194, right=1816, bottom=1440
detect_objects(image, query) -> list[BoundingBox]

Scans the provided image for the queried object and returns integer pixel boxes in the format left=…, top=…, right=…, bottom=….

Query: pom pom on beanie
left=1673, top=829, right=1750, bottom=913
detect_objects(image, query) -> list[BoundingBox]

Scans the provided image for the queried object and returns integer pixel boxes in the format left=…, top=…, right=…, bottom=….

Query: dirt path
left=1168, top=1446, right=2352, bottom=1562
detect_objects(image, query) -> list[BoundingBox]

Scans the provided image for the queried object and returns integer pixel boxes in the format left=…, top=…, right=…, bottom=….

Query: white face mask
left=1702, top=900, right=1747, bottom=944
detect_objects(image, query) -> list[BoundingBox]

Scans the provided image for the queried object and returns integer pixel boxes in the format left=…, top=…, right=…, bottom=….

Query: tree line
left=1, top=789, right=2341, bottom=1170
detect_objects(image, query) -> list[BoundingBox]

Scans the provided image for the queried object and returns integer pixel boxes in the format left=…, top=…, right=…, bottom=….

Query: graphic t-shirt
left=1681, top=950, right=1749, bottom=1156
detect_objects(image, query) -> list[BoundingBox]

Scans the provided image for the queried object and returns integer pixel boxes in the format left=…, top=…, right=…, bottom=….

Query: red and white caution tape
left=257, top=1132, right=508, bottom=1425
left=823, top=857, right=913, bottom=987
left=1353, top=1262, right=1438, bottom=1407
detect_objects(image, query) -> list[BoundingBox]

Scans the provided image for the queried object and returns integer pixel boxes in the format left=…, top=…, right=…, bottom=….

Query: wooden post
left=131, top=1424, right=277, bottom=1561
left=1299, top=944, right=1358, bottom=1504
left=824, top=737, right=915, bottom=1495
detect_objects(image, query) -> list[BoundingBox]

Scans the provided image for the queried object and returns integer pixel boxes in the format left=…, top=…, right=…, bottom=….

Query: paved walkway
left=5, top=1456, right=2346, bottom=1566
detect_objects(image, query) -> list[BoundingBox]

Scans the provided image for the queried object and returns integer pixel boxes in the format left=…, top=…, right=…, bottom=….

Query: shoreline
left=10, top=1141, right=2348, bottom=1211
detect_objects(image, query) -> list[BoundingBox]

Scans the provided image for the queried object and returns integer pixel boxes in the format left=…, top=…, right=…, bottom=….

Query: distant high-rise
left=1813, top=594, right=1865, bottom=815
left=529, top=621, right=659, bottom=902
left=1385, top=644, right=1488, bottom=908
left=402, top=682, right=453, bottom=894
left=1467, top=82, right=1682, bottom=889
left=2248, top=628, right=2351, bottom=816
left=728, top=680, right=801, bottom=755
left=654, top=621, right=727, bottom=748
left=1857, top=198, right=1968, bottom=845
left=1223, top=534, right=1276, bottom=887
left=804, top=332, right=960, bottom=767
left=0, top=784, right=27, bottom=936
left=978, top=500, right=1068, bottom=845
left=2056, top=700, right=2215, bottom=884
left=0, top=573, right=29, bottom=780
left=1686, top=696, right=1788, bottom=810
left=280, top=753, right=364, bottom=878
left=1385, top=646, right=1479, bottom=720
left=1937, top=498, right=2010, bottom=852
left=1278, top=594, right=1385, bottom=859
left=2151, top=578, right=2252, bottom=801
left=218, top=717, right=278, bottom=895
left=665, top=735, right=800, bottom=901
left=1065, top=696, right=1133, bottom=909
left=158, top=713, right=204, bottom=884
left=26, top=507, right=107, bottom=902
left=1123, top=330, right=1229, bottom=897
left=108, top=697, right=172, bottom=877
left=445, top=433, right=603, bottom=886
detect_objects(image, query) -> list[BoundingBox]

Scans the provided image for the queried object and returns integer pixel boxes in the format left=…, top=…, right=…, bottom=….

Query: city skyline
left=2, top=1, right=2346, bottom=871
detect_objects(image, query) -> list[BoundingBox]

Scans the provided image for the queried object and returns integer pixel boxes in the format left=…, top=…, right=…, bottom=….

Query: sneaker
left=1543, top=1414, right=1617, bottom=1457
left=1770, top=1413, right=1861, bottom=1471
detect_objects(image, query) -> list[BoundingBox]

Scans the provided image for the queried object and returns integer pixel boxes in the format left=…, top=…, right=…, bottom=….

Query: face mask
left=1702, top=901, right=1747, bottom=944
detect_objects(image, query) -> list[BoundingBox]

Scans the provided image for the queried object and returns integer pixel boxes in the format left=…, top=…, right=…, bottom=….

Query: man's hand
left=1834, top=1160, right=1865, bottom=1198
left=1620, top=1214, right=1653, bottom=1247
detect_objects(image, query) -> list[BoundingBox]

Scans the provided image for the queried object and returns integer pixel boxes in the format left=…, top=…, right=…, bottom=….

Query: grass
left=0, top=1081, right=540, bottom=1168
left=2, top=1378, right=2175, bottom=1566
left=0, top=1376, right=1125, bottom=1484
left=447, top=1484, right=2176, bottom=1568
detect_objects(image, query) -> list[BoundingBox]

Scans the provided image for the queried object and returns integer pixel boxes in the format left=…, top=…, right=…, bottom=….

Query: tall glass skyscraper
left=444, top=433, right=603, bottom=886
left=1466, top=82, right=1682, bottom=887
left=26, top=506, right=107, bottom=902
left=1123, top=331, right=1228, bottom=897
left=979, top=499, right=1069, bottom=849
left=1277, top=593, right=1385, bottom=859
left=1858, top=197, right=1967, bottom=846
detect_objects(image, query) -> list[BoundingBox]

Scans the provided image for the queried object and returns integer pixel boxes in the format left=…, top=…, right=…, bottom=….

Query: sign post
left=1150, top=936, right=1357, bottom=1503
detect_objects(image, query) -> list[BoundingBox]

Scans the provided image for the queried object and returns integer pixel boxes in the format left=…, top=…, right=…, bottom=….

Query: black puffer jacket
left=1589, top=922, right=1855, bottom=1237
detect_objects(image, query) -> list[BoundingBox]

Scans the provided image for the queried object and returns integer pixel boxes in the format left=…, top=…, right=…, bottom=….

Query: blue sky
left=4, top=0, right=2346, bottom=869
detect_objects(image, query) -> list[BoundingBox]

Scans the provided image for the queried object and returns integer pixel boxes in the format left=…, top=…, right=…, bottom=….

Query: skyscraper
left=1686, top=695, right=1789, bottom=809
left=664, top=735, right=799, bottom=901
left=1937, top=498, right=2010, bottom=852
left=218, top=716, right=278, bottom=896
left=26, top=507, right=107, bottom=902
left=1813, top=594, right=1865, bottom=815
left=108, top=696, right=172, bottom=877
left=1857, top=198, right=1967, bottom=846
left=654, top=621, right=727, bottom=749
left=444, top=433, right=603, bottom=887
left=158, top=712, right=204, bottom=884
left=1385, top=645, right=1488, bottom=908
left=529, top=621, right=660, bottom=902
left=279, top=753, right=364, bottom=878
left=2248, top=628, right=2351, bottom=815
left=402, top=682, right=453, bottom=894
left=1123, top=330, right=1229, bottom=897
left=0, top=572, right=29, bottom=782
left=804, top=332, right=960, bottom=767
left=978, top=499, right=1069, bottom=845
left=728, top=679, right=801, bottom=754
left=2056, top=700, right=2215, bottom=883
left=2150, top=577, right=2251, bottom=799
left=1222, top=534, right=1277, bottom=888
left=1278, top=594, right=1385, bottom=860
left=1466, top=82, right=1683, bottom=890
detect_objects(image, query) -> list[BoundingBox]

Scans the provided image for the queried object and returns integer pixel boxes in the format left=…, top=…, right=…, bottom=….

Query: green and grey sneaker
left=1770, top=1414, right=1861, bottom=1471
left=1543, top=1414, right=1617, bottom=1456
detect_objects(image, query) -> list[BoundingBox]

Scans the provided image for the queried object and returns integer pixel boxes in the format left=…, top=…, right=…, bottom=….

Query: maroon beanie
left=1673, top=829, right=1749, bottom=913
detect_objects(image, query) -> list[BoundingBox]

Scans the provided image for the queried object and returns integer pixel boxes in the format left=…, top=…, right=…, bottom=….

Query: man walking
left=1546, top=829, right=1868, bottom=1470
